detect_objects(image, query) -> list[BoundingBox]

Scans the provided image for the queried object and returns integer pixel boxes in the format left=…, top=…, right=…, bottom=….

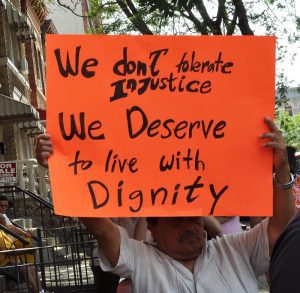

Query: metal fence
left=0, top=185, right=97, bottom=293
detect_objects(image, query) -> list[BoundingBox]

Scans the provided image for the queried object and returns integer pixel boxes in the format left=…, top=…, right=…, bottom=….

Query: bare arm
left=133, top=217, right=148, bottom=241
left=249, top=217, right=265, bottom=228
left=261, top=117, right=296, bottom=252
left=203, top=216, right=222, bottom=238
left=216, top=216, right=235, bottom=225
left=81, top=218, right=121, bottom=266
left=6, top=223, right=31, bottom=238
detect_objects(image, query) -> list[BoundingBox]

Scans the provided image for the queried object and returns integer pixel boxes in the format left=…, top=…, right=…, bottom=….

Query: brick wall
left=0, top=2, right=45, bottom=162
left=26, top=41, right=38, bottom=107
left=0, top=9, right=7, bottom=57
left=0, top=9, right=9, bottom=97
left=0, top=7, right=28, bottom=161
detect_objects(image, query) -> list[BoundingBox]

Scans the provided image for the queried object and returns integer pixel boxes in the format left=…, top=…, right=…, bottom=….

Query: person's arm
left=1, top=214, right=31, bottom=238
left=216, top=216, right=234, bottom=225
left=203, top=216, right=222, bottom=238
left=133, top=217, right=148, bottom=241
left=249, top=217, right=265, bottom=228
left=81, top=218, right=121, bottom=266
left=35, top=134, right=121, bottom=266
left=261, top=117, right=296, bottom=252
left=6, top=223, right=31, bottom=238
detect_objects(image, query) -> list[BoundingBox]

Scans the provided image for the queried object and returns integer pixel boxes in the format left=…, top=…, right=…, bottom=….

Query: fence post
left=26, top=160, right=35, bottom=193
left=37, top=165, right=48, bottom=199
left=17, top=160, right=26, bottom=190
left=37, top=228, right=47, bottom=290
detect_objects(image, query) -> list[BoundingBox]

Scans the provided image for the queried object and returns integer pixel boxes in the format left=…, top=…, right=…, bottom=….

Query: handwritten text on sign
left=46, top=36, right=275, bottom=217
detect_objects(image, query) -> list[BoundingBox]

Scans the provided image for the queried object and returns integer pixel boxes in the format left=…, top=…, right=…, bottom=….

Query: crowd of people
left=33, top=116, right=300, bottom=293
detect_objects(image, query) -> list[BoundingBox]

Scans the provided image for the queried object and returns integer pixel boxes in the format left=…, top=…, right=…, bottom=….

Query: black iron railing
left=0, top=185, right=96, bottom=292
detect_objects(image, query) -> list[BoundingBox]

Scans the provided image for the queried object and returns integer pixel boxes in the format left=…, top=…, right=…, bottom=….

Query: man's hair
left=147, top=217, right=159, bottom=225
left=0, top=195, right=8, bottom=201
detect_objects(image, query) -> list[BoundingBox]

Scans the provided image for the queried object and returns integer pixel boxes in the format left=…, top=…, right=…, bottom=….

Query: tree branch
left=55, top=0, right=117, bottom=18
left=116, top=0, right=153, bottom=34
left=125, top=0, right=139, bottom=15
left=215, top=0, right=225, bottom=32
left=180, top=3, right=208, bottom=35
left=231, top=0, right=254, bottom=35
left=192, top=0, right=221, bottom=34
left=226, top=10, right=238, bottom=35
left=56, top=0, right=83, bottom=17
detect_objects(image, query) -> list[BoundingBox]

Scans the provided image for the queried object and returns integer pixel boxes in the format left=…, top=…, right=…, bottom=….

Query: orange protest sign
left=46, top=35, right=275, bottom=217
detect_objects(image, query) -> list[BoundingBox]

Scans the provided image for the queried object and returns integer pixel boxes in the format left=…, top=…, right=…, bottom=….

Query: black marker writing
left=126, top=105, right=226, bottom=140
left=54, top=46, right=98, bottom=78
left=59, top=112, right=105, bottom=141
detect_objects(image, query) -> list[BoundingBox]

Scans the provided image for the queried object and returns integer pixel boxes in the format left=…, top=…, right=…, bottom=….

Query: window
left=6, top=18, right=22, bottom=67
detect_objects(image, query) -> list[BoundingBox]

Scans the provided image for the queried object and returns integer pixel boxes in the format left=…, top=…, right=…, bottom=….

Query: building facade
left=0, top=0, right=51, bottom=196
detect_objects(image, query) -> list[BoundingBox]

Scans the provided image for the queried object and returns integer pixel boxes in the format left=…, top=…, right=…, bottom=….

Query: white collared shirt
left=99, top=218, right=269, bottom=293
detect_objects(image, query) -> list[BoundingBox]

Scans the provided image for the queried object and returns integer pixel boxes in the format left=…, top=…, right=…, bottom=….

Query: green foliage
left=54, top=0, right=299, bottom=44
left=33, top=0, right=47, bottom=11
left=276, top=73, right=289, bottom=107
left=275, top=110, right=300, bottom=150
left=86, top=0, right=177, bottom=34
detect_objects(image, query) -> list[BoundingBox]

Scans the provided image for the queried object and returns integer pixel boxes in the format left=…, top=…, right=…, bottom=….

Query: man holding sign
left=35, top=117, right=295, bottom=292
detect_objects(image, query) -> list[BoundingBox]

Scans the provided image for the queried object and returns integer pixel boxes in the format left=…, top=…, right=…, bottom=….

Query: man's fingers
left=37, top=151, right=53, bottom=159
left=37, top=133, right=51, bottom=140
left=260, top=133, right=278, bottom=140
left=262, top=117, right=289, bottom=172
left=260, top=132, right=284, bottom=145
left=260, top=118, right=285, bottom=148
left=38, top=139, right=52, bottom=146
left=35, top=133, right=53, bottom=168
left=264, top=117, right=279, bottom=132
left=262, top=141, right=283, bottom=148
left=37, top=145, right=54, bottom=154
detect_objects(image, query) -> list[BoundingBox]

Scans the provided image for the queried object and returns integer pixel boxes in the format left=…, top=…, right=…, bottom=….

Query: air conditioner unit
left=20, top=57, right=28, bottom=74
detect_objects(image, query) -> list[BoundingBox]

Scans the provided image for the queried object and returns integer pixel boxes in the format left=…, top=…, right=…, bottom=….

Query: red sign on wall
left=0, top=161, right=17, bottom=183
